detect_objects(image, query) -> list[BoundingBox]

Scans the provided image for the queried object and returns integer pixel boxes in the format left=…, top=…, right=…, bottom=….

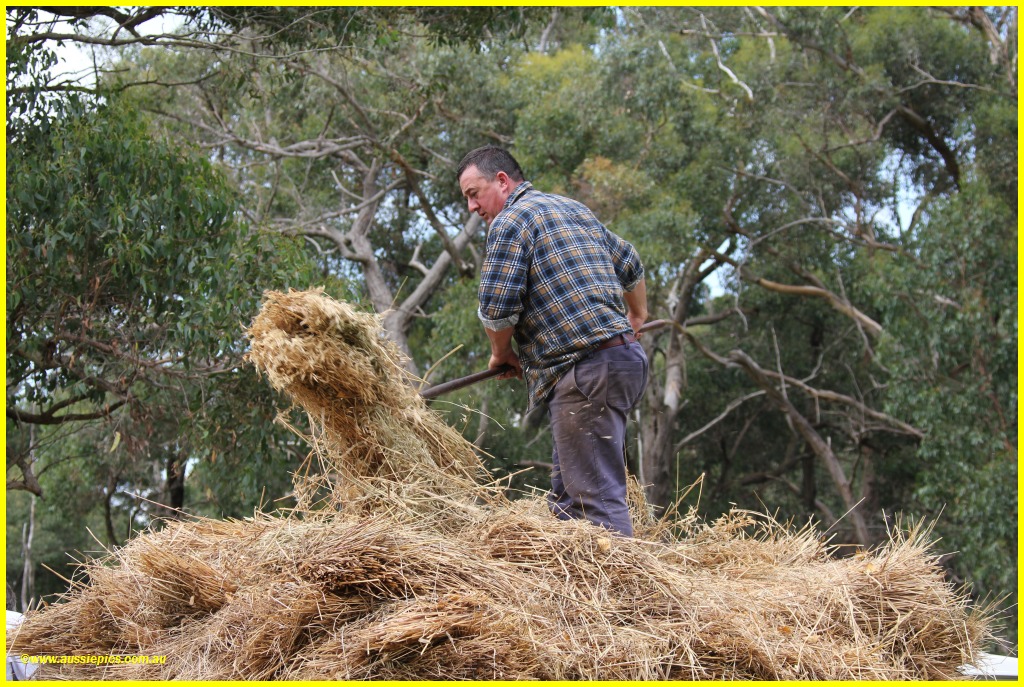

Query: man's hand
left=485, top=325, right=523, bottom=379
left=627, top=312, right=647, bottom=338
left=490, top=351, right=523, bottom=379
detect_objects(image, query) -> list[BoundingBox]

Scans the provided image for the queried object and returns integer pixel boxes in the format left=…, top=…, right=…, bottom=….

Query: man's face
left=459, top=165, right=512, bottom=224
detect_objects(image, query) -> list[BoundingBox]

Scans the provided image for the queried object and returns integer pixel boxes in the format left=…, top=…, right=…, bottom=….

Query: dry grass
left=244, top=288, right=492, bottom=520
left=8, top=289, right=993, bottom=680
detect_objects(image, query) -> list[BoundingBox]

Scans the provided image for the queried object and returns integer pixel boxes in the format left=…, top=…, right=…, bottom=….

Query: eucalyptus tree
left=101, top=7, right=605, bottom=373
left=6, top=7, right=325, bottom=583
left=590, top=6, right=1015, bottom=640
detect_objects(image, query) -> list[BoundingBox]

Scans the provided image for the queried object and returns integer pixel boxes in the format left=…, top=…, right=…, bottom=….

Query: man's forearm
left=483, top=325, right=522, bottom=378
left=485, top=325, right=516, bottom=359
left=623, top=277, right=649, bottom=331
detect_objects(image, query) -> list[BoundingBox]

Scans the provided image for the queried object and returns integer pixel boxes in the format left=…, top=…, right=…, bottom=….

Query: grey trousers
left=547, top=339, right=649, bottom=536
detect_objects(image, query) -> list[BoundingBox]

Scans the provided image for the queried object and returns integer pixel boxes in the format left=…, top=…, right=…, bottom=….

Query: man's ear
left=495, top=170, right=510, bottom=190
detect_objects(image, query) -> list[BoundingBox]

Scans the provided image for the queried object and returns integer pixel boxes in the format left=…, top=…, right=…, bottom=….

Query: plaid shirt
left=478, top=182, right=644, bottom=409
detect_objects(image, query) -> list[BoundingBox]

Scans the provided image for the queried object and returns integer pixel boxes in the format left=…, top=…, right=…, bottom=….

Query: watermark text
left=20, top=654, right=167, bottom=666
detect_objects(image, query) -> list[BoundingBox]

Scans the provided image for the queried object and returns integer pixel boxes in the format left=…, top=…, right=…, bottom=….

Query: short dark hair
left=456, top=145, right=525, bottom=185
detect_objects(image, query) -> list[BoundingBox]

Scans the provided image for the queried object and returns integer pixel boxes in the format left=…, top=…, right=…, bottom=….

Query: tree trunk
left=20, top=494, right=36, bottom=612
left=325, top=159, right=484, bottom=378
left=165, top=453, right=186, bottom=518
left=638, top=252, right=710, bottom=509
left=639, top=340, right=685, bottom=510
left=858, top=443, right=877, bottom=523
left=104, top=471, right=119, bottom=546
left=802, top=449, right=816, bottom=514
left=473, top=397, right=490, bottom=448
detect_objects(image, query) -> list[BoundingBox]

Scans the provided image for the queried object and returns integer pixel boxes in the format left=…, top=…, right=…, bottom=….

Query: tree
left=81, top=7, right=599, bottom=371
left=6, top=16, right=321, bottom=557
left=875, top=178, right=1016, bottom=625
left=596, top=6, right=1016, bottom=642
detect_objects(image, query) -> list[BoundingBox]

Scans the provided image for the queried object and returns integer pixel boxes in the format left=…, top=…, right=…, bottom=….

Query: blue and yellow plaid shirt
left=478, top=182, right=645, bottom=410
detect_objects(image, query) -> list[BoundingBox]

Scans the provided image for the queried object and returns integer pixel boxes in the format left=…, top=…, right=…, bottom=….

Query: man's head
left=457, top=146, right=525, bottom=224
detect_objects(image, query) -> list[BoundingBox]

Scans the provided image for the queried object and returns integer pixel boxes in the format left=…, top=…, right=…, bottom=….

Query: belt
left=595, top=332, right=637, bottom=351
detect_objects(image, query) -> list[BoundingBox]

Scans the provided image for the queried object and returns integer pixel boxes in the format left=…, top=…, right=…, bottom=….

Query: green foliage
left=875, top=179, right=1016, bottom=615
left=511, top=46, right=604, bottom=190
left=6, top=86, right=315, bottom=407
left=204, top=7, right=603, bottom=53
left=6, top=36, right=323, bottom=607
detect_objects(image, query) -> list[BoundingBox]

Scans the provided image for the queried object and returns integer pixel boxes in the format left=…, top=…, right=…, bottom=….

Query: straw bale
left=8, top=289, right=993, bottom=680
left=6, top=594, right=118, bottom=656
left=165, top=579, right=324, bottom=680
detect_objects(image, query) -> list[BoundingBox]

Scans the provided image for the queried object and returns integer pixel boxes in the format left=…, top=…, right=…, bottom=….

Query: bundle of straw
left=7, top=289, right=993, bottom=680
left=244, top=288, right=490, bottom=516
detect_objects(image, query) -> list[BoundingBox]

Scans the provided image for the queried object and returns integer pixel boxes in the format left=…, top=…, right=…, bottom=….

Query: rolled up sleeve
left=478, top=217, right=528, bottom=331
left=605, top=229, right=645, bottom=291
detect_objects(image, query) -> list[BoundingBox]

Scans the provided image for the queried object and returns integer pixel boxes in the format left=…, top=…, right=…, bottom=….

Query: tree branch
left=723, top=348, right=871, bottom=545
left=700, top=12, right=754, bottom=100
left=896, top=105, right=961, bottom=189
left=7, top=401, right=128, bottom=426
left=675, top=390, right=766, bottom=451
left=711, top=249, right=884, bottom=338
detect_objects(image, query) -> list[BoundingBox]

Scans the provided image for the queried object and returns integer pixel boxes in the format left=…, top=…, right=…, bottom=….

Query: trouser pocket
left=571, top=346, right=649, bottom=411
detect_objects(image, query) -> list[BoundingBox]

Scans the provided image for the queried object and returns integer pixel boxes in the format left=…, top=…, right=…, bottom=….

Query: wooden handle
left=419, top=365, right=513, bottom=400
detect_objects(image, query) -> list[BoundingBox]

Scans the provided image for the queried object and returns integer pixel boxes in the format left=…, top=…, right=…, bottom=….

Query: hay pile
left=8, top=289, right=991, bottom=680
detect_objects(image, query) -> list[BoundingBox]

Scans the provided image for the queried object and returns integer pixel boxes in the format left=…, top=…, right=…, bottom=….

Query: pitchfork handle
left=419, top=365, right=513, bottom=400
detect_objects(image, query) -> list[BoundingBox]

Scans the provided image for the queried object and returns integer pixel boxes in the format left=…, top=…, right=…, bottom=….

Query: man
left=456, top=145, right=649, bottom=536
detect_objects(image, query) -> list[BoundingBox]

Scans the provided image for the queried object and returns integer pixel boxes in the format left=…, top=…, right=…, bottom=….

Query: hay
left=8, top=289, right=993, bottom=680
left=243, top=288, right=489, bottom=518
